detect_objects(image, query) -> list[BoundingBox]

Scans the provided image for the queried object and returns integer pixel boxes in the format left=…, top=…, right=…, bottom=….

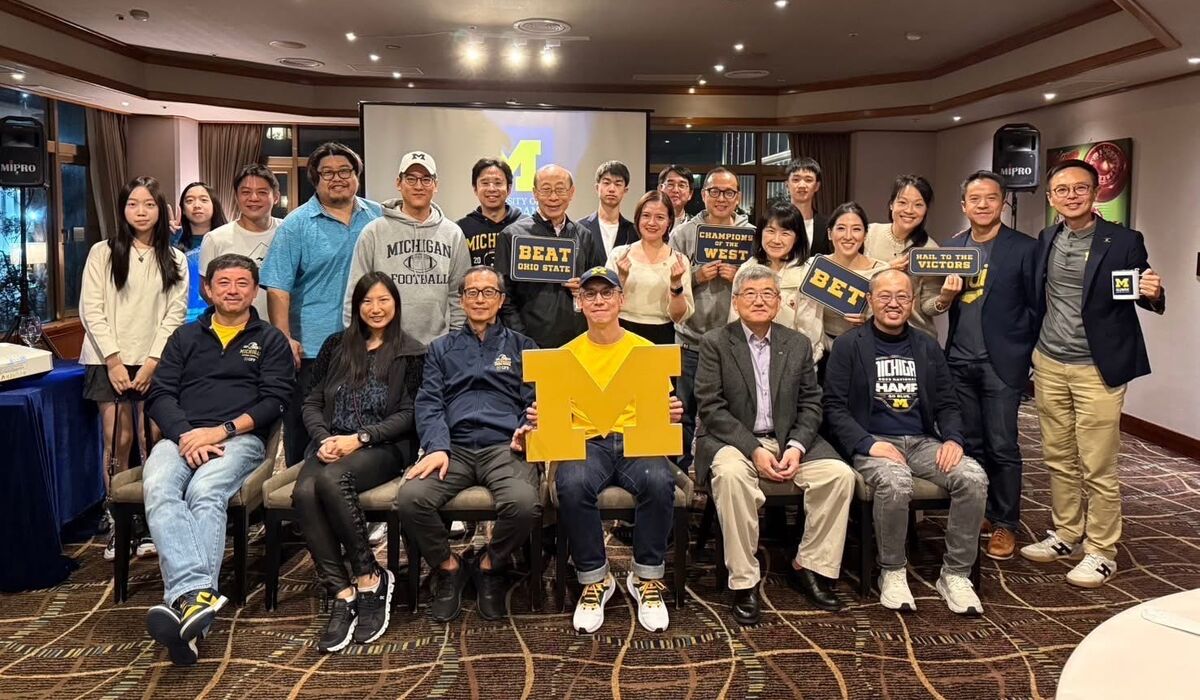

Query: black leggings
left=292, top=444, right=403, bottom=594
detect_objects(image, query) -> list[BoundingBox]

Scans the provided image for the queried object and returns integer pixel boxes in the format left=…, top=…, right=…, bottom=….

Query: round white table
left=1058, top=588, right=1200, bottom=699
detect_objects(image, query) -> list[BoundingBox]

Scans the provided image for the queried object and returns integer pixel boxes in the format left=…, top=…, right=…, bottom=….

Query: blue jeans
left=143, top=434, right=265, bottom=605
left=675, top=347, right=700, bottom=472
left=950, top=360, right=1023, bottom=531
left=555, top=434, right=676, bottom=584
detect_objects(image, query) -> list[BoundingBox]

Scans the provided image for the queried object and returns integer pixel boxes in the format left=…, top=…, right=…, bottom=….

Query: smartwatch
left=358, top=430, right=372, bottom=446
left=222, top=420, right=236, bottom=437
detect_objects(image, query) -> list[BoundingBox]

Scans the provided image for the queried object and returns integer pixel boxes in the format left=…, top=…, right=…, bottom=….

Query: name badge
left=509, top=234, right=578, bottom=283
left=1111, top=269, right=1140, bottom=300
left=696, top=225, right=755, bottom=264
left=908, top=248, right=981, bottom=276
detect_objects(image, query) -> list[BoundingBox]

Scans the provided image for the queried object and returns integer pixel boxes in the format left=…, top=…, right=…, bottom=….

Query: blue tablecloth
left=0, top=360, right=104, bottom=591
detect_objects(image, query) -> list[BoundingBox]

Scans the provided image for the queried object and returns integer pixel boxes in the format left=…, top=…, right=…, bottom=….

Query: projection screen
left=360, top=103, right=650, bottom=223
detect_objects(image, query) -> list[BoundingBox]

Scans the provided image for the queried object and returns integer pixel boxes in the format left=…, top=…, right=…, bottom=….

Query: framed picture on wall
left=1045, top=138, right=1133, bottom=227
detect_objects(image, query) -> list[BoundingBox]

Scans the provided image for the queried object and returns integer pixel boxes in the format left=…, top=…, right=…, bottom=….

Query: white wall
left=929, top=75, right=1200, bottom=438
left=849, top=132, right=937, bottom=224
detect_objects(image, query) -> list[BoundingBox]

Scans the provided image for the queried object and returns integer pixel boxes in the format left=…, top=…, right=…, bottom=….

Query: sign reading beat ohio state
left=522, top=345, right=682, bottom=462
left=509, top=234, right=578, bottom=283
left=696, top=225, right=755, bottom=264
left=908, top=248, right=981, bottom=276
left=799, top=256, right=870, bottom=316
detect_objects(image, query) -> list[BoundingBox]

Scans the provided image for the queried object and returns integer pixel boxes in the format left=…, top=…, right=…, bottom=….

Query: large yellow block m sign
left=523, top=346, right=681, bottom=462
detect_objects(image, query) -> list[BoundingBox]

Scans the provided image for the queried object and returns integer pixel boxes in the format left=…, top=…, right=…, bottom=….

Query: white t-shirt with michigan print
left=199, top=217, right=282, bottom=318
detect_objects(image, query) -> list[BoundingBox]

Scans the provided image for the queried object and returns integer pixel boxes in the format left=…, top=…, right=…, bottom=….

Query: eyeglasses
left=661, top=181, right=691, bottom=191
left=737, top=289, right=780, bottom=302
left=536, top=186, right=571, bottom=198
left=704, top=187, right=739, bottom=201
left=874, top=293, right=913, bottom=305
left=463, top=287, right=501, bottom=300
left=403, top=175, right=436, bottom=187
left=1050, top=183, right=1093, bottom=198
left=476, top=179, right=508, bottom=190
left=580, top=287, right=619, bottom=302
left=318, top=168, right=355, bottom=181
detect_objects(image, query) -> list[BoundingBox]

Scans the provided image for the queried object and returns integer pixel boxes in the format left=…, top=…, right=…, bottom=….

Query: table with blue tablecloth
left=0, top=360, right=104, bottom=591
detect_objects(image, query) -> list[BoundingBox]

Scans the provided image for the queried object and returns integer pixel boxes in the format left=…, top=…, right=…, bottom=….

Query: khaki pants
left=709, top=437, right=855, bottom=590
left=1032, top=349, right=1126, bottom=559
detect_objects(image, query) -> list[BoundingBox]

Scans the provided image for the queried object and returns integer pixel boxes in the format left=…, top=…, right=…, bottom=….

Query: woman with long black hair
left=173, top=182, right=228, bottom=321
left=293, top=271, right=421, bottom=652
left=80, top=175, right=188, bottom=561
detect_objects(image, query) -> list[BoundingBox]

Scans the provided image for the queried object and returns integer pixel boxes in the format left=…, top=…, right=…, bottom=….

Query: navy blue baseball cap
left=579, top=266, right=622, bottom=289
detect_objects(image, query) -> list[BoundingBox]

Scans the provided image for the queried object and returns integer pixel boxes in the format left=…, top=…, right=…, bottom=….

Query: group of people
left=75, top=139, right=1164, bottom=666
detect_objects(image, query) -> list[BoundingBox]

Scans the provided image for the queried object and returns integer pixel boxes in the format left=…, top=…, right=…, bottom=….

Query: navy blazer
left=822, top=324, right=964, bottom=460
left=580, top=211, right=638, bottom=264
left=1035, top=217, right=1165, bottom=387
left=945, top=225, right=1039, bottom=389
left=809, top=211, right=832, bottom=256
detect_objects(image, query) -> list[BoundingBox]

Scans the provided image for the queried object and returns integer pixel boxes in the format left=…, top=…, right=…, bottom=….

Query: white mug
left=1111, top=269, right=1140, bottom=300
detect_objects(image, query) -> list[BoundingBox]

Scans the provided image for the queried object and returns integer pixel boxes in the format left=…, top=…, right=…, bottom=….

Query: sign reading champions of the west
left=908, top=248, right=981, bottom=276
left=509, top=234, right=578, bottom=283
left=799, top=256, right=870, bottom=316
left=696, top=225, right=755, bottom=264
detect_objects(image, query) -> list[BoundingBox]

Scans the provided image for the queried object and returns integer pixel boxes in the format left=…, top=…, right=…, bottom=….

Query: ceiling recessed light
left=407, top=82, right=415, bottom=88
left=10, top=72, right=25, bottom=81
left=345, top=32, right=357, bottom=42
left=268, top=40, right=306, bottom=50
left=848, top=32, right=859, bottom=38
left=368, top=53, right=380, bottom=62
left=698, top=78, right=707, bottom=85
left=775, top=0, right=788, bottom=7
left=733, top=43, right=744, bottom=52
left=685, top=123, right=693, bottom=129
left=906, top=32, right=922, bottom=41
left=540, top=48, right=558, bottom=68
left=463, top=43, right=485, bottom=67
left=688, top=87, right=695, bottom=94
left=129, top=9, right=149, bottom=21
left=505, top=44, right=528, bottom=69
left=952, top=115, right=962, bottom=122
left=1188, top=57, right=1200, bottom=65
left=664, top=139, right=671, bottom=144
left=121, top=101, right=130, bottom=107
left=714, top=63, right=725, bottom=72
left=1043, top=92, right=1057, bottom=101
left=392, top=71, right=401, bottom=79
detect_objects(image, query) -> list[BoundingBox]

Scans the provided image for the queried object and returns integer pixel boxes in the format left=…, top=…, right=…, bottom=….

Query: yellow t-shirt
left=211, top=319, right=246, bottom=349
left=563, top=330, right=671, bottom=438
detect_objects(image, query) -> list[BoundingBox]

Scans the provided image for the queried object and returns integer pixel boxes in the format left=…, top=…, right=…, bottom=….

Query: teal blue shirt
left=259, top=195, right=382, bottom=359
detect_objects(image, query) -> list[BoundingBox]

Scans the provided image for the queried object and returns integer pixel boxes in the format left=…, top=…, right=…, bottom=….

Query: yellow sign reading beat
left=523, top=345, right=682, bottom=462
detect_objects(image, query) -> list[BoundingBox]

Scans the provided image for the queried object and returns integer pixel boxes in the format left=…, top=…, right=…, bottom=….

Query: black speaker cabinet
left=992, top=123, right=1041, bottom=192
left=0, top=116, right=46, bottom=187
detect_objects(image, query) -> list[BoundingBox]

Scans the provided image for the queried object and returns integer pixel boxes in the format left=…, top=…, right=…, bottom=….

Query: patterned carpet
left=2, top=402, right=1199, bottom=699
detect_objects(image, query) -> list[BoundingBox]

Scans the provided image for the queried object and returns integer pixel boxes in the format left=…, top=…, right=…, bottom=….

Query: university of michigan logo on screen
left=502, top=128, right=555, bottom=213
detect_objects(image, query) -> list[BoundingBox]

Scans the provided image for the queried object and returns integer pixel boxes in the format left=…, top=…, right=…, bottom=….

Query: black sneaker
left=178, top=589, right=228, bottom=642
left=317, top=597, right=358, bottom=653
left=473, top=563, right=509, bottom=621
left=146, top=604, right=198, bottom=666
left=352, top=568, right=395, bottom=644
left=428, top=556, right=471, bottom=623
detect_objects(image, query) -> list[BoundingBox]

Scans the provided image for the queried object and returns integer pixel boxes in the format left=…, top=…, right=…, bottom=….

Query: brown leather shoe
left=986, top=527, right=1015, bottom=560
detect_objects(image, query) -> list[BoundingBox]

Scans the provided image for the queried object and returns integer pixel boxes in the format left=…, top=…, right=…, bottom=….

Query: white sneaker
left=626, top=572, right=670, bottom=632
left=936, top=574, right=983, bottom=615
left=136, top=537, right=157, bottom=558
left=572, top=573, right=615, bottom=634
left=367, top=523, right=387, bottom=546
left=878, top=569, right=915, bottom=611
left=1020, top=531, right=1082, bottom=563
left=1066, top=554, right=1117, bottom=589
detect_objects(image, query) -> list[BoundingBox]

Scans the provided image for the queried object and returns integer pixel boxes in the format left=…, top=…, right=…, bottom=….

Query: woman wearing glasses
left=863, top=175, right=961, bottom=337
left=293, top=271, right=423, bottom=652
left=606, top=190, right=694, bottom=344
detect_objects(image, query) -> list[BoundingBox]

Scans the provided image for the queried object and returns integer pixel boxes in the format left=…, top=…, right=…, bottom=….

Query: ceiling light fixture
left=10, top=72, right=25, bottom=81
left=392, top=71, right=402, bottom=79
left=713, top=63, right=725, bottom=72
left=775, top=0, right=788, bottom=7
left=906, top=32, right=922, bottom=41
left=505, top=43, right=528, bottom=69
left=407, top=82, right=415, bottom=88
left=1043, top=92, right=1057, bottom=101
left=1188, top=57, right=1200, bottom=65
left=463, top=42, right=486, bottom=67
left=698, top=78, right=707, bottom=85
left=685, top=123, right=693, bottom=129
left=733, top=43, right=744, bottom=52
left=129, top=9, right=150, bottom=22
left=540, top=48, right=558, bottom=68
left=121, top=101, right=130, bottom=107
left=952, top=115, right=962, bottom=122
left=345, top=32, right=357, bottom=42
left=688, top=87, right=696, bottom=94
left=369, top=53, right=380, bottom=62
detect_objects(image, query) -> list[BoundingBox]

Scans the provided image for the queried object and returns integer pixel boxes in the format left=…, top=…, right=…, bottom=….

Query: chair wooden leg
left=387, top=513, right=402, bottom=609
left=529, top=518, right=544, bottom=612
left=907, top=509, right=920, bottom=554
left=113, top=505, right=133, bottom=604
left=264, top=511, right=281, bottom=611
left=555, top=522, right=569, bottom=611
left=405, top=530, right=422, bottom=615
left=231, top=505, right=248, bottom=607
left=970, top=552, right=982, bottom=592
left=695, top=496, right=716, bottom=554
left=673, top=507, right=688, bottom=609
left=858, top=502, right=875, bottom=598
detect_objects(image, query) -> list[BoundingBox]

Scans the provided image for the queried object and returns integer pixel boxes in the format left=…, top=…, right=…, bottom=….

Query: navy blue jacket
left=147, top=307, right=293, bottom=444
left=945, top=225, right=1039, bottom=389
left=579, top=211, right=638, bottom=264
left=1035, top=217, right=1166, bottom=387
left=416, top=322, right=538, bottom=453
left=822, top=324, right=964, bottom=460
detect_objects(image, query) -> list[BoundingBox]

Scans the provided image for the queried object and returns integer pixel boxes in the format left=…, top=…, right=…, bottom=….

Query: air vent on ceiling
left=632, top=74, right=703, bottom=83
left=269, top=40, right=306, bottom=50
left=347, top=65, right=425, bottom=76
left=723, top=69, right=770, bottom=79
left=513, top=18, right=572, bottom=36
left=276, top=57, right=325, bottom=69
left=1048, top=79, right=1125, bottom=97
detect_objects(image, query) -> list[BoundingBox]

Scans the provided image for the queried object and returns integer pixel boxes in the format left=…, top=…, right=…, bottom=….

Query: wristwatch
left=222, top=420, right=236, bottom=437
left=670, top=285, right=685, bottom=296
left=357, top=430, right=372, bottom=446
